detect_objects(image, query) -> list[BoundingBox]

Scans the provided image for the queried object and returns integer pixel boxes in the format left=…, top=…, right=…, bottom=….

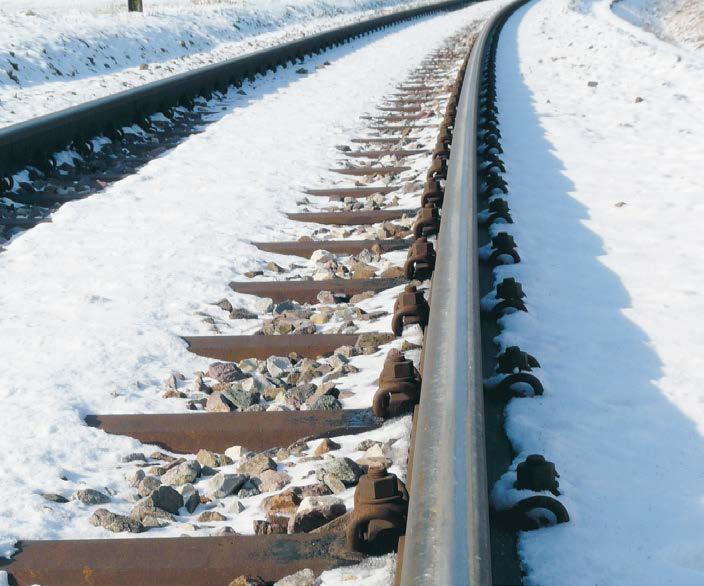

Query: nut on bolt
left=372, top=349, right=421, bottom=418
left=391, top=284, right=430, bottom=336
left=488, top=232, right=520, bottom=266
left=487, top=277, right=527, bottom=317
left=346, top=466, right=408, bottom=554
left=482, top=197, right=513, bottom=225
left=412, top=204, right=441, bottom=238
left=403, top=237, right=436, bottom=281
left=497, top=346, right=540, bottom=373
left=421, top=178, right=443, bottom=208
left=516, top=454, right=560, bottom=495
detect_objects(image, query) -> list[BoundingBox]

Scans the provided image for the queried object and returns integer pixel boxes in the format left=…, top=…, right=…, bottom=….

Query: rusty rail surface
left=398, top=1, right=528, bottom=584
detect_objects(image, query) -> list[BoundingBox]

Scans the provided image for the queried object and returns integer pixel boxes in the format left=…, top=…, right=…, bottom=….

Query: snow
left=0, top=0, right=498, bottom=560
left=0, top=0, right=432, bottom=127
left=613, top=0, right=704, bottom=50
left=493, top=0, right=704, bottom=584
left=319, top=554, right=397, bottom=584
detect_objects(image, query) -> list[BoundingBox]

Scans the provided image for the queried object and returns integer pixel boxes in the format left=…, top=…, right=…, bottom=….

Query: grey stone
left=206, top=392, right=236, bottom=412
left=126, top=468, right=146, bottom=488
left=41, top=493, right=68, bottom=503
left=327, top=354, right=349, bottom=368
left=208, top=472, right=248, bottom=498
left=355, top=439, right=383, bottom=452
left=212, top=526, right=237, bottom=535
left=142, top=515, right=170, bottom=528
left=230, top=308, right=258, bottom=320
left=238, top=453, right=277, bottom=476
left=74, top=489, right=110, bottom=505
left=261, top=488, right=301, bottom=518
left=130, top=496, right=176, bottom=522
left=256, top=470, right=291, bottom=493
left=299, top=483, right=332, bottom=498
left=137, top=475, right=162, bottom=498
left=148, top=485, right=184, bottom=514
left=288, top=496, right=346, bottom=533
left=121, top=452, right=147, bottom=463
left=237, top=480, right=261, bottom=498
left=222, top=386, right=260, bottom=410
left=197, top=510, right=227, bottom=522
left=310, top=249, right=335, bottom=264
left=309, top=395, right=342, bottom=411
left=150, top=451, right=179, bottom=462
left=241, top=373, right=279, bottom=395
left=313, top=438, right=340, bottom=456
left=194, top=374, right=212, bottom=394
left=226, top=498, right=246, bottom=514
left=316, top=458, right=363, bottom=493
left=335, top=345, right=358, bottom=359
left=266, top=356, right=292, bottom=378
left=180, top=484, right=201, bottom=514
left=161, top=460, right=201, bottom=486
left=284, top=384, right=317, bottom=408
left=355, top=332, right=396, bottom=353
left=272, top=300, right=300, bottom=315
left=215, top=298, right=233, bottom=312
left=207, top=362, right=246, bottom=383
left=196, top=449, right=221, bottom=468
left=90, top=508, right=145, bottom=533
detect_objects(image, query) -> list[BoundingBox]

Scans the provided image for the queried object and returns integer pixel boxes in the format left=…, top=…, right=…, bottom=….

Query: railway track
left=1, top=1, right=571, bottom=584
left=0, top=0, right=466, bottom=245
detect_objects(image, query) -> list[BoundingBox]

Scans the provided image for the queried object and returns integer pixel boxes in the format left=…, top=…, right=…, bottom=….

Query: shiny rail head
left=398, top=2, right=531, bottom=585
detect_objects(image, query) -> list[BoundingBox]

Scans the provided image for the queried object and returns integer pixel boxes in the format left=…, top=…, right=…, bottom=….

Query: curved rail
left=399, top=1, right=527, bottom=584
left=0, top=0, right=467, bottom=181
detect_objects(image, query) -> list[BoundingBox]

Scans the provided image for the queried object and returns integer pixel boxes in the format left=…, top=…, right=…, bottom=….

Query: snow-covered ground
left=494, top=0, right=704, bottom=584
left=613, top=0, right=704, bottom=50
left=0, top=0, right=499, bottom=563
left=0, top=0, right=435, bottom=127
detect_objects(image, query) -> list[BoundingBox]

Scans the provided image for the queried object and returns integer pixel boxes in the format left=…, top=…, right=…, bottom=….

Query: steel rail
left=0, top=0, right=468, bottom=181
left=399, top=1, right=527, bottom=584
